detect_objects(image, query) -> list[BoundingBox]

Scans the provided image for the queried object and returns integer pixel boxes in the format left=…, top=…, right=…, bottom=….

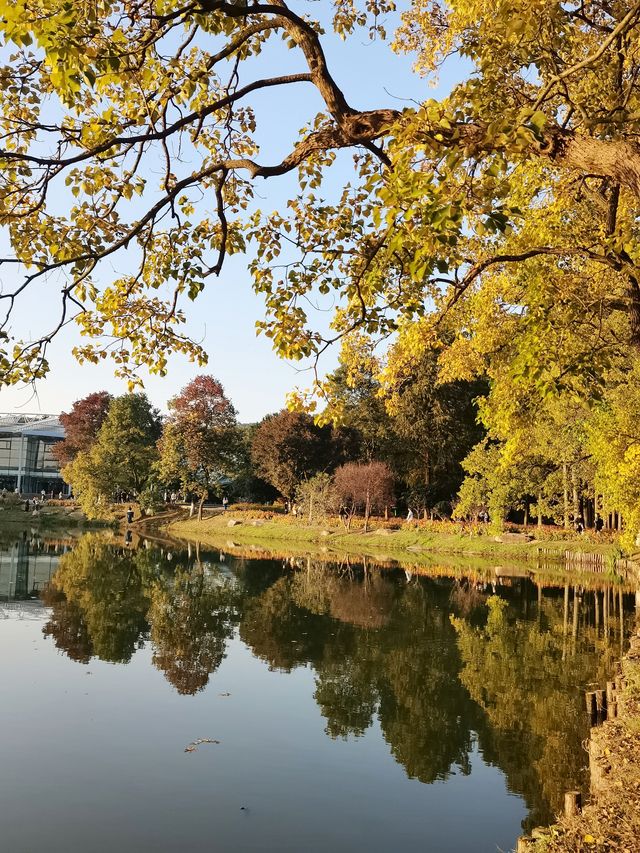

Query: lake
left=0, top=531, right=635, bottom=852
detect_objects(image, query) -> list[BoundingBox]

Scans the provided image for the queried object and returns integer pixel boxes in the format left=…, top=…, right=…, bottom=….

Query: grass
left=168, top=512, right=617, bottom=561
left=0, top=502, right=109, bottom=534
left=164, top=512, right=634, bottom=592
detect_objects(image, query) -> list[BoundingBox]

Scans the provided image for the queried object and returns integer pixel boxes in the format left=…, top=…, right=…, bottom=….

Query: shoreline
left=525, top=636, right=640, bottom=852
left=163, top=512, right=640, bottom=590
left=166, top=512, right=621, bottom=562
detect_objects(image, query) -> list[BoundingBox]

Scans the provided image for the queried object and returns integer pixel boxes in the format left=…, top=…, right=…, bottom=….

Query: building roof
left=0, top=414, right=64, bottom=440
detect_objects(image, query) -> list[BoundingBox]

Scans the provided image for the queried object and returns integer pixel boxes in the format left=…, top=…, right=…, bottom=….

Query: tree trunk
left=571, top=466, right=579, bottom=519
left=197, top=494, right=205, bottom=522
left=537, top=490, right=543, bottom=528
left=524, top=500, right=529, bottom=527
left=563, top=463, right=569, bottom=529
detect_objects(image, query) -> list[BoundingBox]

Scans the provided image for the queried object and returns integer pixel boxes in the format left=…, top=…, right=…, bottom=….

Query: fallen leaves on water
left=184, top=738, right=220, bottom=753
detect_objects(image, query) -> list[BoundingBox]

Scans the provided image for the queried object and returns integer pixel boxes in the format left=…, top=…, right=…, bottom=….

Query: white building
left=0, top=413, right=68, bottom=495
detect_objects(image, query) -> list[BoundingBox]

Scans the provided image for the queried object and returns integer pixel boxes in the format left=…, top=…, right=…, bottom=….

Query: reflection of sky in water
left=0, top=536, right=634, bottom=853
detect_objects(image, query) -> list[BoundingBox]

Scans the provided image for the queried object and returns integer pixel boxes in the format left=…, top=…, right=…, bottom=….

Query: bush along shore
left=518, top=632, right=640, bottom=853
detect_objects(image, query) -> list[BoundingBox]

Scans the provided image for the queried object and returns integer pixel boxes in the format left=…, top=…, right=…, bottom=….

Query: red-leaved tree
left=334, top=462, right=394, bottom=532
left=158, top=375, right=238, bottom=520
left=54, top=391, right=113, bottom=466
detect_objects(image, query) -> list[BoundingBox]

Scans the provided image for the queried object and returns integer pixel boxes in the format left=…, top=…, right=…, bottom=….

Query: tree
left=229, top=423, right=280, bottom=503
left=157, top=374, right=239, bottom=520
left=251, top=410, right=347, bottom=502
left=295, top=472, right=340, bottom=523
left=54, top=391, right=112, bottom=466
left=4, top=2, right=640, bottom=392
left=385, top=347, right=487, bottom=514
left=587, top=360, right=640, bottom=548
left=334, top=461, right=394, bottom=531
left=320, top=336, right=397, bottom=465
left=63, top=393, right=162, bottom=517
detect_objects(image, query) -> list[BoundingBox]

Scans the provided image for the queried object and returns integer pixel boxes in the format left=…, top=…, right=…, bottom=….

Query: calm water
left=0, top=532, right=636, bottom=853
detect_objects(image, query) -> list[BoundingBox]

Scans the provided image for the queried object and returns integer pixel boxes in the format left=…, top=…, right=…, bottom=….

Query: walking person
left=126, top=506, right=134, bottom=524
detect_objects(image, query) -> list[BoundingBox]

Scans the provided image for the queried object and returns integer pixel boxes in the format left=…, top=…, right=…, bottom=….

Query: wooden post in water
left=585, top=691, right=597, bottom=723
left=564, top=791, right=582, bottom=818
left=595, top=689, right=606, bottom=719
left=619, top=588, right=624, bottom=657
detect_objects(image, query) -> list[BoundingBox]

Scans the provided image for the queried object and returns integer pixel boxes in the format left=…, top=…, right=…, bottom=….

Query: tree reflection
left=42, top=583, right=93, bottom=663
left=240, top=561, right=480, bottom=781
left=45, top=535, right=150, bottom=663
left=451, top=592, right=630, bottom=830
left=148, top=567, right=239, bottom=694
left=41, top=537, right=633, bottom=830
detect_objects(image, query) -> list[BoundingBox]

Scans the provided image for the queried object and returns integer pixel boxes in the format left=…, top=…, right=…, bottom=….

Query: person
left=574, top=516, right=584, bottom=535
left=595, top=515, right=604, bottom=533
left=406, top=508, right=414, bottom=522
left=126, top=506, right=134, bottom=524
left=40, top=489, right=46, bottom=501
left=222, top=495, right=229, bottom=511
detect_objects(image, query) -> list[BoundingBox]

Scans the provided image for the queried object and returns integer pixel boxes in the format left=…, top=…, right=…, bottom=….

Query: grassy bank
left=0, top=502, right=109, bottom=535
left=526, top=639, right=640, bottom=852
left=167, top=512, right=618, bottom=565
left=165, top=512, right=626, bottom=588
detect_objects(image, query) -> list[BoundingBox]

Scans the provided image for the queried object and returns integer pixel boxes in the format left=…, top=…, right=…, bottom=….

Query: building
left=0, top=413, right=68, bottom=495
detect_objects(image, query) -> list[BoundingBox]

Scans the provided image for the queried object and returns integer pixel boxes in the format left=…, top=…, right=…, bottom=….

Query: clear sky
left=0, top=7, right=465, bottom=422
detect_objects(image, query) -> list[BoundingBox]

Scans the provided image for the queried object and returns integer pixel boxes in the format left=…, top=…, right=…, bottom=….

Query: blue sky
left=0, top=8, right=466, bottom=422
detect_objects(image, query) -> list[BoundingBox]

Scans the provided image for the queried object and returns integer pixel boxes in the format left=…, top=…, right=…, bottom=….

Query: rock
left=251, top=520, right=264, bottom=527
left=374, top=528, right=393, bottom=536
left=321, top=530, right=331, bottom=537
left=494, top=532, right=533, bottom=543
left=227, top=519, right=241, bottom=527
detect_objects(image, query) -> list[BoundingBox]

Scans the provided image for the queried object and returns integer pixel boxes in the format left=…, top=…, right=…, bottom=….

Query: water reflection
left=1, top=532, right=636, bottom=838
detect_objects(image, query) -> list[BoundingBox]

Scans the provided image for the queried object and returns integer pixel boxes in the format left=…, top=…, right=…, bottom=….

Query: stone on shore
left=493, top=532, right=533, bottom=543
